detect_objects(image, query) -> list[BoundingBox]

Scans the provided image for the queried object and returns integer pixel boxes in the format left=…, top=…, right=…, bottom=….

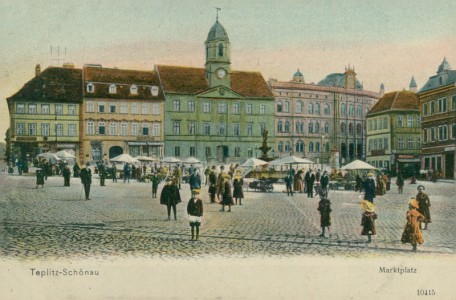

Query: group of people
left=284, top=168, right=330, bottom=198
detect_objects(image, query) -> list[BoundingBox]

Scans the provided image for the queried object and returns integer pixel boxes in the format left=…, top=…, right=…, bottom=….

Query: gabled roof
left=368, top=91, right=419, bottom=115
left=8, top=67, right=82, bottom=103
left=206, top=20, right=229, bottom=42
left=83, top=66, right=164, bottom=100
left=156, top=65, right=273, bottom=98
left=419, top=70, right=456, bottom=93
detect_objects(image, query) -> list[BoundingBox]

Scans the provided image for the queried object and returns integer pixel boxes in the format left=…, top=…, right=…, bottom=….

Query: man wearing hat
left=401, top=198, right=425, bottom=252
left=208, top=166, right=218, bottom=203
left=187, top=188, right=204, bottom=240
left=160, top=177, right=181, bottom=221
left=360, top=200, right=377, bottom=243
left=80, top=162, right=92, bottom=200
left=362, top=172, right=376, bottom=203
left=415, top=185, right=431, bottom=230
left=233, top=169, right=244, bottom=205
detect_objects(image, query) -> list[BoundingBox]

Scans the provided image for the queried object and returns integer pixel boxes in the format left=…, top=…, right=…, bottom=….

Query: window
left=109, top=84, right=117, bottom=94
left=340, top=122, right=346, bottom=134
left=218, top=103, right=227, bottom=113
left=316, top=142, right=320, bottom=152
left=260, top=123, right=266, bottom=134
left=397, top=116, right=404, bottom=127
left=87, top=83, right=95, bottom=93
left=109, top=122, right=117, bottom=135
left=349, top=105, right=354, bottom=116
left=175, top=147, right=180, bottom=157
left=98, top=122, right=105, bottom=135
left=423, top=128, right=428, bottom=143
left=452, top=124, right=456, bottom=139
left=308, top=122, right=314, bottom=134
left=152, top=103, right=160, bottom=115
left=233, top=123, right=240, bottom=136
left=188, top=122, right=196, bottom=135
left=315, top=122, right=320, bottom=133
left=324, top=122, right=330, bottom=134
left=28, top=123, right=37, bottom=135
left=141, top=103, right=148, bottom=114
left=131, top=123, right=138, bottom=136
left=190, top=147, right=196, bottom=157
left=120, top=123, right=128, bottom=135
left=324, top=104, right=330, bottom=115
left=107, top=103, right=115, bottom=114
left=348, top=123, right=353, bottom=135
left=68, top=105, right=76, bottom=115
left=17, top=123, right=25, bottom=135
left=285, top=141, right=291, bottom=152
left=142, top=123, right=149, bottom=136
left=173, top=100, right=180, bottom=111
left=234, top=147, right=241, bottom=157
left=151, top=86, right=159, bottom=96
left=205, top=147, right=212, bottom=158
left=260, top=104, right=266, bottom=114
left=398, top=137, right=404, bottom=149
left=277, top=121, right=283, bottom=132
left=188, top=101, right=195, bottom=112
left=314, top=103, right=320, bottom=115
left=131, top=102, right=138, bottom=114
left=357, top=105, right=362, bottom=117
left=284, top=101, right=290, bottom=113
left=246, top=104, right=252, bottom=114
left=408, top=137, right=414, bottom=149
left=173, top=122, right=180, bottom=135
left=203, top=101, right=211, bottom=113
left=28, top=104, right=37, bottom=114
left=247, top=123, right=253, bottom=136
left=284, top=121, right=290, bottom=133
left=383, top=117, right=387, bottom=129
left=407, top=115, right=414, bottom=127
left=431, top=127, right=436, bottom=142
left=87, top=121, right=95, bottom=135
left=119, top=102, right=127, bottom=114
left=430, top=100, right=435, bottom=114
left=55, top=104, right=63, bottom=115
left=16, top=104, right=25, bottom=113
left=296, top=101, right=303, bottom=113
left=438, top=125, right=448, bottom=141
left=218, top=123, right=225, bottom=135
left=278, top=141, right=283, bottom=152
left=379, top=138, right=384, bottom=150
left=277, top=101, right=283, bottom=112
left=152, top=123, right=160, bottom=136
left=373, top=119, right=378, bottom=130
left=423, top=103, right=428, bottom=116
left=68, top=124, right=76, bottom=136
left=341, top=103, right=346, bottom=115
left=296, top=121, right=303, bottom=133
left=203, top=122, right=211, bottom=135
left=438, top=97, right=447, bottom=113
left=41, top=123, right=49, bottom=136
left=296, top=140, right=304, bottom=153
left=217, top=43, right=224, bottom=57
left=232, top=103, right=240, bottom=114
left=452, top=95, right=456, bottom=111
left=98, top=102, right=105, bottom=113
left=130, top=85, right=138, bottom=95
left=40, top=104, right=50, bottom=114
left=308, top=103, right=313, bottom=114
left=384, top=138, right=388, bottom=150
left=309, top=142, right=314, bottom=153
left=86, top=101, right=94, bottom=112
left=56, top=124, right=63, bottom=136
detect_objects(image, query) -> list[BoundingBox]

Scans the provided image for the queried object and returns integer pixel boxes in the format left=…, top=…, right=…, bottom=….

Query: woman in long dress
left=401, top=198, right=425, bottom=252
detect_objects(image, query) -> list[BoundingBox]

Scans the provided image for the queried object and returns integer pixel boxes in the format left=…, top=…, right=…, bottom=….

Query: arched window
left=314, top=103, right=320, bottom=114
left=296, top=140, right=304, bottom=152
left=316, top=142, right=320, bottom=152
left=309, top=142, right=314, bottom=153
left=325, top=142, right=330, bottom=152
left=109, top=84, right=117, bottom=94
left=324, top=103, right=330, bottom=115
left=308, top=103, right=313, bottom=114
left=357, top=105, right=362, bottom=117
left=285, top=141, right=291, bottom=152
left=356, top=123, right=362, bottom=135
left=284, top=121, right=290, bottom=132
left=87, top=83, right=95, bottom=93
left=277, top=101, right=283, bottom=112
left=341, top=103, right=346, bottom=115
left=284, top=101, right=290, bottom=113
left=278, top=141, right=283, bottom=152
left=340, top=122, right=346, bottom=133
left=217, top=43, right=224, bottom=57
left=315, top=122, right=320, bottom=133
left=277, top=121, right=283, bottom=132
left=349, top=122, right=354, bottom=134
left=296, top=101, right=303, bottom=113
left=130, top=85, right=138, bottom=95
left=324, top=122, right=330, bottom=133
left=308, top=122, right=314, bottom=133
left=349, top=104, right=354, bottom=116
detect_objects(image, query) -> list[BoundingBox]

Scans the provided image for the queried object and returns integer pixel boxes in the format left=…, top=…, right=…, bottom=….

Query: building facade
left=81, top=65, right=165, bottom=163
left=268, top=67, right=381, bottom=165
left=157, top=18, right=275, bottom=163
left=418, top=58, right=456, bottom=179
left=366, top=90, right=421, bottom=176
left=6, top=65, right=83, bottom=161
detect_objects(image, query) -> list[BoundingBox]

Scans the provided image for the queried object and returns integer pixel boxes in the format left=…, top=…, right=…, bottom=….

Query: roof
left=206, top=20, right=229, bottom=42
left=419, top=59, right=456, bottom=93
left=409, top=76, right=417, bottom=88
left=156, top=65, right=273, bottom=98
left=83, top=66, right=164, bottom=100
left=294, top=69, right=303, bottom=77
left=318, top=73, right=363, bottom=90
left=368, top=91, right=419, bottom=115
left=437, top=57, right=451, bottom=73
left=8, top=67, right=82, bottom=103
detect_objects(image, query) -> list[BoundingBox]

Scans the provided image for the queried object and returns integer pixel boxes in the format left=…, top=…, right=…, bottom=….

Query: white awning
left=397, top=158, right=420, bottom=163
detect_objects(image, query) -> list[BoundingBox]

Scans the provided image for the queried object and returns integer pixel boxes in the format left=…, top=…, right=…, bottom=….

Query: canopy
left=240, top=158, right=268, bottom=167
left=110, top=154, right=139, bottom=164
left=341, top=160, right=377, bottom=170
left=269, top=156, right=314, bottom=166
left=182, top=157, right=202, bottom=164
left=37, top=152, right=61, bottom=163
left=55, top=150, right=76, bottom=159
left=161, top=156, right=182, bottom=164
left=135, top=155, right=157, bottom=162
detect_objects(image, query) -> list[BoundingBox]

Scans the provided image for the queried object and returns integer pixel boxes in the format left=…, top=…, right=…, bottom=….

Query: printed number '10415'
left=417, top=289, right=435, bottom=296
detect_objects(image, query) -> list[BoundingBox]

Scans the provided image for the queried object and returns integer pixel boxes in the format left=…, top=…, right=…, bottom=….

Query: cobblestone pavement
left=0, top=169, right=455, bottom=260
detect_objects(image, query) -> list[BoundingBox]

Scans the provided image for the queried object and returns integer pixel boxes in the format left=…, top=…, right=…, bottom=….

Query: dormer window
left=109, top=84, right=117, bottom=94
left=87, top=83, right=95, bottom=93
left=151, top=86, right=159, bottom=96
left=130, top=85, right=138, bottom=95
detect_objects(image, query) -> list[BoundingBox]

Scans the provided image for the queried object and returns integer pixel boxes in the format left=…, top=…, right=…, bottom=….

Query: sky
left=1, top=0, right=455, bottom=137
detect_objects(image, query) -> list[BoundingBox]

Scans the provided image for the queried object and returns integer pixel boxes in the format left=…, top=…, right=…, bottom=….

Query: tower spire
left=215, top=7, right=221, bottom=21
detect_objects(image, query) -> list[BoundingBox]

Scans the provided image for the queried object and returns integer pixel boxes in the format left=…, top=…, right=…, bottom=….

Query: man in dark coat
left=73, top=163, right=80, bottom=178
left=111, top=163, right=117, bottom=182
left=305, top=170, right=315, bottom=198
left=208, top=166, right=218, bottom=203
left=160, top=177, right=181, bottom=221
left=97, top=161, right=106, bottom=186
left=151, top=172, right=160, bottom=198
left=320, top=171, right=330, bottom=195
left=189, top=169, right=201, bottom=196
left=284, top=173, right=294, bottom=197
left=80, top=162, right=92, bottom=200
left=362, top=173, right=376, bottom=203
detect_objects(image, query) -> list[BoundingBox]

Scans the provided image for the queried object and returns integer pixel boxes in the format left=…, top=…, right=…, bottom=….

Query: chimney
left=35, top=64, right=41, bottom=77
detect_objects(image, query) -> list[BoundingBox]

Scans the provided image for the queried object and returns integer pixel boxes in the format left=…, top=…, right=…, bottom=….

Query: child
left=317, top=191, right=332, bottom=238
left=151, top=173, right=160, bottom=198
left=361, top=200, right=377, bottom=243
left=187, top=189, right=204, bottom=241
left=35, top=168, right=45, bottom=188
left=401, top=198, right=425, bottom=252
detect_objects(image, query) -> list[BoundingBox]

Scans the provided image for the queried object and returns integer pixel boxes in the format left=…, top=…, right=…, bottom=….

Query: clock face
left=217, top=69, right=227, bottom=79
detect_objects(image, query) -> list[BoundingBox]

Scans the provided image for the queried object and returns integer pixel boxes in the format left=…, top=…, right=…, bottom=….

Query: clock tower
left=205, top=15, right=231, bottom=89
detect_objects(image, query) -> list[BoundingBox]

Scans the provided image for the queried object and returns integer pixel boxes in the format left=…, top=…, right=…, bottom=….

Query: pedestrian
left=416, top=185, right=431, bottom=230
left=362, top=172, right=376, bottom=203
left=232, top=169, right=244, bottom=205
left=219, top=173, right=233, bottom=212
left=204, top=166, right=210, bottom=186
left=80, top=162, right=92, bottom=200
left=410, top=174, right=417, bottom=184
left=62, top=164, right=71, bottom=186
left=355, top=174, right=363, bottom=192
left=401, top=198, right=425, bottom=252
left=320, top=171, right=329, bottom=195
left=73, top=163, right=80, bottom=178
left=188, top=168, right=201, bottom=197
left=316, top=169, right=321, bottom=183
left=284, top=173, right=293, bottom=196
left=216, top=165, right=225, bottom=201
left=160, top=177, right=181, bottom=221
left=8, top=162, right=14, bottom=175
left=151, top=172, right=160, bottom=198
left=123, top=162, right=131, bottom=183
left=17, top=159, right=23, bottom=175
left=208, top=166, right=217, bottom=203
left=317, top=190, right=331, bottom=238
left=174, top=164, right=182, bottom=189
left=305, top=169, right=316, bottom=198
left=187, top=188, right=204, bottom=241
left=396, top=173, right=404, bottom=194
left=294, top=170, right=303, bottom=192
left=35, top=168, right=45, bottom=188
left=383, top=173, right=391, bottom=191
left=43, top=161, right=49, bottom=180
left=111, top=163, right=117, bottom=182
left=98, top=161, right=106, bottom=186
left=361, top=200, right=377, bottom=243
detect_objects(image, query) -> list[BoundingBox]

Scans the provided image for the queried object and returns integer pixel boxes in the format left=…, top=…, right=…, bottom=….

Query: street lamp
left=320, top=134, right=327, bottom=170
